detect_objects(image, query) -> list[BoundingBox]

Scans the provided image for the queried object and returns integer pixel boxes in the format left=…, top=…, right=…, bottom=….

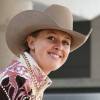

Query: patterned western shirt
left=0, top=52, right=52, bottom=100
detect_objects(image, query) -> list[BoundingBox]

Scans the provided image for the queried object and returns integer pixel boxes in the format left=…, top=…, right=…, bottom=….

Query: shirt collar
left=19, top=52, right=52, bottom=89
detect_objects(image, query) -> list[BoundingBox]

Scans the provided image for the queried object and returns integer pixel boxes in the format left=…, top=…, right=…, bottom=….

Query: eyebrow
left=62, top=31, right=72, bottom=41
left=48, top=30, right=57, bottom=34
left=64, top=35, right=72, bottom=40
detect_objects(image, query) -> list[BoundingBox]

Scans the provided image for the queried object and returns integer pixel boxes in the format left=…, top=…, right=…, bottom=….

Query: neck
left=29, top=51, right=51, bottom=75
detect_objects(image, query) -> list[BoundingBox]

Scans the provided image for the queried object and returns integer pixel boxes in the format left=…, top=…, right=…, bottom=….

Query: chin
left=50, top=64, right=62, bottom=71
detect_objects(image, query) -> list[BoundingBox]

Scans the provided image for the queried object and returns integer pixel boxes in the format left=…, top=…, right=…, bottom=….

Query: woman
left=0, top=4, right=91, bottom=100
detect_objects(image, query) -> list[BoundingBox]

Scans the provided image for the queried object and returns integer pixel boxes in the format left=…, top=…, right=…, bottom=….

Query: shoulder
left=0, top=60, right=32, bottom=100
left=0, top=59, right=31, bottom=88
left=0, top=74, right=32, bottom=100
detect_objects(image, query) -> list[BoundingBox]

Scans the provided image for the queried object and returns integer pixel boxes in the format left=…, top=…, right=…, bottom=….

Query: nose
left=54, top=42, right=63, bottom=51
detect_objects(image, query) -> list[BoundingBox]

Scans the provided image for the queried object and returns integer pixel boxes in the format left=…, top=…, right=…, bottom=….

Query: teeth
left=49, top=53, right=60, bottom=58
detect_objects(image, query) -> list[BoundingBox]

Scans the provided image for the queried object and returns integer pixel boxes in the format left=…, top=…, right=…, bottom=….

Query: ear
left=26, top=35, right=35, bottom=50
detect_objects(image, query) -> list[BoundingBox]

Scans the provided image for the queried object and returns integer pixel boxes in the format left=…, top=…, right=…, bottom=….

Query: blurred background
left=0, top=0, right=100, bottom=100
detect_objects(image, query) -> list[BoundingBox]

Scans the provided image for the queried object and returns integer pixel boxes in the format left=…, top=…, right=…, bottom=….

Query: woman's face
left=27, top=29, right=71, bottom=74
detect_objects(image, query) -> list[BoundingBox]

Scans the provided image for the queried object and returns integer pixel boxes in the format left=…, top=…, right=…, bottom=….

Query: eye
left=47, top=36, right=55, bottom=41
left=62, top=40, right=70, bottom=46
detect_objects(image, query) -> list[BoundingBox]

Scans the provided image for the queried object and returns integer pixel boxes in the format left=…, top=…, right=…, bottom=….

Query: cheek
left=63, top=47, right=70, bottom=61
left=34, top=42, right=54, bottom=70
left=41, top=43, right=49, bottom=50
left=35, top=42, right=50, bottom=58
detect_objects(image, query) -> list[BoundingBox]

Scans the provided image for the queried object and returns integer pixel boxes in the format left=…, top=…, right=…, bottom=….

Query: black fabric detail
left=0, top=85, right=9, bottom=100
left=1, top=77, right=9, bottom=86
left=28, top=89, right=32, bottom=95
left=14, top=88, right=26, bottom=99
left=9, top=86, right=14, bottom=100
left=16, top=75, right=26, bottom=88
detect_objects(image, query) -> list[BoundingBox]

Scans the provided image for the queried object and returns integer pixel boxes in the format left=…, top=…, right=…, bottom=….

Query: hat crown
left=44, top=4, right=73, bottom=30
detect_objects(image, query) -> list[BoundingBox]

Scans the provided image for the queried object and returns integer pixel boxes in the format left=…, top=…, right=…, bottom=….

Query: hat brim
left=6, top=10, right=91, bottom=56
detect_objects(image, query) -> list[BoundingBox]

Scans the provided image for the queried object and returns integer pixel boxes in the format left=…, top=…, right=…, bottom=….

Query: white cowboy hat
left=6, top=4, right=92, bottom=56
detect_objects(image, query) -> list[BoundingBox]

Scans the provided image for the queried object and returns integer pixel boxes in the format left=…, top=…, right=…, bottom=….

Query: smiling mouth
left=48, top=52, right=62, bottom=59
